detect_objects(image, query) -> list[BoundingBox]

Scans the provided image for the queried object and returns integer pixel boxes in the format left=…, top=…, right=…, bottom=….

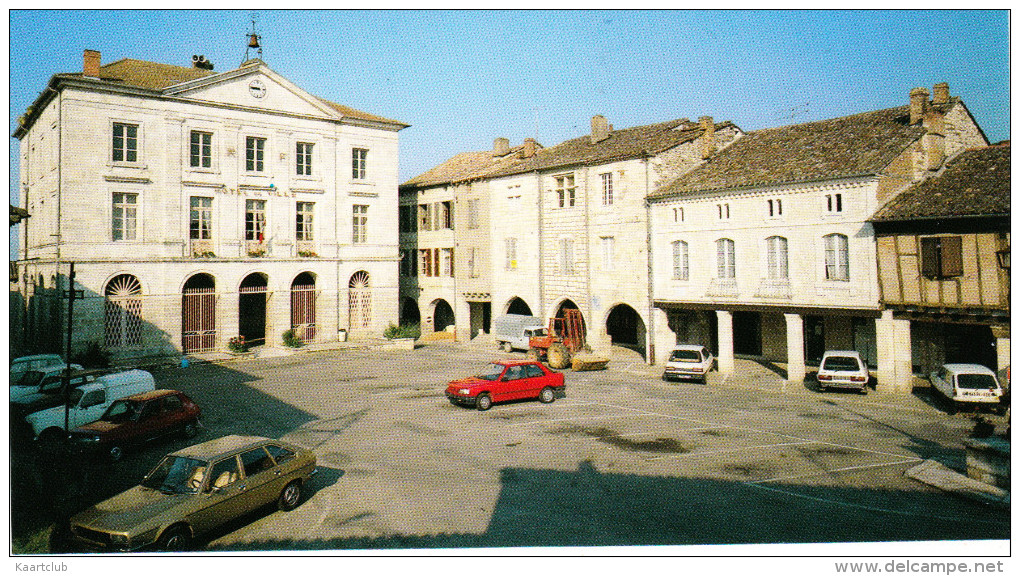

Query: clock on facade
left=248, top=79, right=267, bottom=99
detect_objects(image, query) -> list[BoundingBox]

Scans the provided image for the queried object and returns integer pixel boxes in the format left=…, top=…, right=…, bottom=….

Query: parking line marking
left=746, top=458, right=924, bottom=485
left=507, top=412, right=665, bottom=428
left=649, top=440, right=818, bottom=461
left=589, top=401, right=920, bottom=461
left=744, top=478, right=1004, bottom=526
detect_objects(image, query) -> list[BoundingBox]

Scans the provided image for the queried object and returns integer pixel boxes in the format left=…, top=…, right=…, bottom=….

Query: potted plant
left=383, top=323, right=420, bottom=350
left=227, top=336, right=250, bottom=354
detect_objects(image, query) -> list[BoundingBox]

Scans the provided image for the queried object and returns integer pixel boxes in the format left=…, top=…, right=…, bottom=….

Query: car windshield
left=956, top=373, right=999, bottom=390
left=15, top=371, right=44, bottom=388
left=526, top=328, right=548, bottom=337
left=102, top=399, right=138, bottom=423
left=670, top=350, right=701, bottom=362
left=142, top=456, right=209, bottom=495
left=822, top=356, right=860, bottom=371
left=477, top=363, right=506, bottom=381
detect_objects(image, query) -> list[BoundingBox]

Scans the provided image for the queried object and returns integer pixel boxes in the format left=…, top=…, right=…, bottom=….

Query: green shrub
left=72, top=342, right=111, bottom=368
left=383, top=322, right=420, bottom=340
left=282, top=329, right=304, bottom=348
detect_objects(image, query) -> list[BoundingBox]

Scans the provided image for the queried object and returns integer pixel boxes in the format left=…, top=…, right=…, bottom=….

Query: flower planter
left=384, top=337, right=416, bottom=351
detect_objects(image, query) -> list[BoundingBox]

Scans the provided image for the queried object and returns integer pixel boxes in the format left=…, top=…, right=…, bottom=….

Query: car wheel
left=108, top=445, right=123, bottom=462
left=476, top=393, right=492, bottom=411
left=39, top=427, right=66, bottom=445
left=539, top=387, right=555, bottom=404
left=502, top=342, right=513, bottom=353
left=157, top=525, right=191, bottom=551
left=858, top=387, right=868, bottom=395
left=278, top=480, right=303, bottom=511
left=182, top=421, right=199, bottom=439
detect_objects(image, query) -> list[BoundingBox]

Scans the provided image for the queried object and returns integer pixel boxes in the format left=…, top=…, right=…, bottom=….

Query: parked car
left=68, top=390, right=202, bottom=461
left=662, top=345, right=715, bottom=384
left=69, top=435, right=317, bottom=551
left=25, top=369, right=156, bottom=441
left=10, top=365, right=89, bottom=405
left=10, top=369, right=96, bottom=430
left=446, top=359, right=565, bottom=411
left=816, top=350, right=870, bottom=394
left=492, top=314, right=547, bottom=352
left=930, top=363, right=1004, bottom=411
left=10, top=353, right=65, bottom=381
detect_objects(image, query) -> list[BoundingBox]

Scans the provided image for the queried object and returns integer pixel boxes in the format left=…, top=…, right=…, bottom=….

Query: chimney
left=83, top=49, right=101, bottom=78
left=590, top=115, right=610, bottom=144
left=932, top=82, right=950, bottom=105
left=909, top=87, right=929, bottom=125
left=191, top=55, right=215, bottom=70
left=521, top=138, right=536, bottom=159
left=493, top=137, right=510, bottom=157
left=699, top=115, right=716, bottom=159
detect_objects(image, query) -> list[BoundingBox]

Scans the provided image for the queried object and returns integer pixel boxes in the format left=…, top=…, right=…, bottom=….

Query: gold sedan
left=70, top=435, right=317, bottom=551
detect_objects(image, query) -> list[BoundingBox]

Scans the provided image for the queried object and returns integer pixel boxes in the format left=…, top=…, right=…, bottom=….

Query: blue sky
left=7, top=9, right=1011, bottom=255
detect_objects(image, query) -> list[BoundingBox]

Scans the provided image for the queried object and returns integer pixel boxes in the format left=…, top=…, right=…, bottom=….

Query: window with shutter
left=921, top=236, right=963, bottom=279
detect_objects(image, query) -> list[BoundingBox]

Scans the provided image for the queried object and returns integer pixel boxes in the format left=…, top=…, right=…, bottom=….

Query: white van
left=930, top=364, right=1003, bottom=409
left=492, top=314, right=547, bottom=352
left=25, top=369, right=157, bottom=441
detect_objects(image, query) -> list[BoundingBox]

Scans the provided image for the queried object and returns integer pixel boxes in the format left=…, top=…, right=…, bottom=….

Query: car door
left=189, top=454, right=247, bottom=534
left=72, top=389, right=108, bottom=429
left=130, top=399, right=166, bottom=444
left=524, top=364, right=547, bottom=398
left=159, top=394, right=187, bottom=436
left=238, top=446, right=285, bottom=512
left=500, top=365, right=527, bottom=401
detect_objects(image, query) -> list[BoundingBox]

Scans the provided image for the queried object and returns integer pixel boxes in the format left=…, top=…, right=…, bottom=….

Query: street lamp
left=996, top=249, right=1010, bottom=271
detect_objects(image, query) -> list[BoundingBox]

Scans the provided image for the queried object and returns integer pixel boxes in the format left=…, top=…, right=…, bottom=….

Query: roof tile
left=871, top=143, right=1009, bottom=221
left=650, top=105, right=929, bottom=199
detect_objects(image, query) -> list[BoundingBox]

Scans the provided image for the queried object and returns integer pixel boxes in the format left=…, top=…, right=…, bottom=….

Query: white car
left=10, top=354, right=65, bottom=381
left=930, top=364, right=1003, bottom=409
left=816, top=350, right=870, bottom=394
left=662, top=345, right=715, bottom=384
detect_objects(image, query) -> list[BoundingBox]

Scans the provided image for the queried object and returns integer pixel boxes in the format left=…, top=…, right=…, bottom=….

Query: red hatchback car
left=69, top=389, right=202, bottom=461
left=446, top=360, right=565, bottom=411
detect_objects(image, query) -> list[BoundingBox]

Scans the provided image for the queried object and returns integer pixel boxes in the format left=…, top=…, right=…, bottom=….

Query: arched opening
left=182, top=273, right=216, bottom=353
left=432, top=299, right=455, bottom=333
left=239, top=273, right=269, bottom=346
left=606, top=304, right=646, bottom=354
left=105, top=274, right=143, bottom=349
left=506, top=297, right=532, bottom=316
left=554, top=299, right=585, bottom=330
left=290, top=272, right=316, bottom=343
left=348, top=271, right=372, bottom=333
left=400, top=297, right=420, bottom=325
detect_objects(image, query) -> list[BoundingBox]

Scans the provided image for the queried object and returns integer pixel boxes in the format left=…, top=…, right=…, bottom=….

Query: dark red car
left=69, top=389, right=202, bottom=461
left=445, top=360, right=565, bottom=411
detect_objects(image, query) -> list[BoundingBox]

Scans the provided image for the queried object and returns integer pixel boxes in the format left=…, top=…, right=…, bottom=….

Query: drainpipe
left=54, top=87, right=62, bottom=260
left=535, top=171, right=544, bottom=317
left=583, top=165, right=592, bottom=342
left=644, top=155, right=656, bottom=365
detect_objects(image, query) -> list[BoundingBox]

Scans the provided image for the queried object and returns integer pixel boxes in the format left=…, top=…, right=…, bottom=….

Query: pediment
left=165, top=64, right=337, bottom=119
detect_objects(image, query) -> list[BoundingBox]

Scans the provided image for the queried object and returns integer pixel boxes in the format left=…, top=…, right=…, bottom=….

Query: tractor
left=527, top=309, right=587, bottom=369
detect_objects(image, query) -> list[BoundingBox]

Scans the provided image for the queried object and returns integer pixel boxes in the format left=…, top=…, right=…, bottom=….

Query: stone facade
left=648, top=86, right=989, bottom=390
left=13, top=51, right=406, bottom=362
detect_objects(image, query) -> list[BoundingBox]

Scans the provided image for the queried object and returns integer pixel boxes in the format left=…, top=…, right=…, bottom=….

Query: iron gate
left=182, top=288, right=216, bottom=352
left=291, top=285, right=317, bottom=342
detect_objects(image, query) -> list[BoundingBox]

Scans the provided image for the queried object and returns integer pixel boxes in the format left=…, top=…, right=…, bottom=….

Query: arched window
left=671, top=240, right=689, bottom=280
left=105, top=274, right=143, bottom=348
left=716, top=239, right=735, bottom=279
left=824, top=233, right=850, bottom=281
left=766, top=236, right=789, bottom=279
